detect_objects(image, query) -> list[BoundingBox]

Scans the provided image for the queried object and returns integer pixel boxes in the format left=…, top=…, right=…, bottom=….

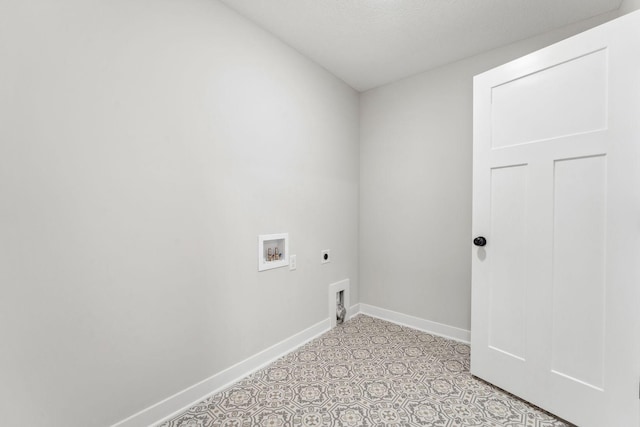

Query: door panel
left=472, top=10, right=640, bottom=427
left=552, top=155, right=606, bottom=390
left=489, top=165, right=527, bottom=360
left=491, top=48, right=608, bottom=148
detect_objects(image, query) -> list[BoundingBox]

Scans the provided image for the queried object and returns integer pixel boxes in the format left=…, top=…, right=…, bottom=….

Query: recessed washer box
left=258, top=233, right=289, bottom=271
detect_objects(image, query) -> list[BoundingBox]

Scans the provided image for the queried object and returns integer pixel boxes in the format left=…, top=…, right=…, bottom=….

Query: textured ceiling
left=218, top=0, right=622, bottom=91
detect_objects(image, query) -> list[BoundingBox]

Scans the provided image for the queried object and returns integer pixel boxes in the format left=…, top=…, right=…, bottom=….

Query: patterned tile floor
left=160, top=315, right=570, bottom=427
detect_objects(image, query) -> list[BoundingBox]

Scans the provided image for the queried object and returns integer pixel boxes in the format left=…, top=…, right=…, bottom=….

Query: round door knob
left=473, top=236, right=487, bottom=247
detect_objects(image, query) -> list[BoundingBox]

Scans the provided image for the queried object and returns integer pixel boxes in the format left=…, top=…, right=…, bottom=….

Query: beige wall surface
left=0, top=1, right=359, bottom=425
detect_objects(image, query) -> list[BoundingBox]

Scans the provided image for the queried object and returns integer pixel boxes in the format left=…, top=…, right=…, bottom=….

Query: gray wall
left=4, top=1, right=640, bottom=426
left=0, top=0, right=359, bottom=426
left=358, top=9, right=631, bottom=331
left=621, top=0, right=640, bottom=13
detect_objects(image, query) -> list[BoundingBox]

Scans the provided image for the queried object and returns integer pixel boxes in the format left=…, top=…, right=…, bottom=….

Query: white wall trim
left=111, top=318, right=330, bottom=427
left=112, top=302, right=468, bottom=427
left=347, top=303, right=360, bottom=321
left=358, top=303, right=470, bottom=344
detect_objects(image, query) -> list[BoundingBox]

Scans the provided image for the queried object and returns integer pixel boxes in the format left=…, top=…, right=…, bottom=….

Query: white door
left=471, top=11, right=640, bottom=427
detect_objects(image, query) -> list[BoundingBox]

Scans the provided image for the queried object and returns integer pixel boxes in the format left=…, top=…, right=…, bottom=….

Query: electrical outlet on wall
left=289, top=255, right=297, bottom=270
left=321, top=249, right=330, bottom=264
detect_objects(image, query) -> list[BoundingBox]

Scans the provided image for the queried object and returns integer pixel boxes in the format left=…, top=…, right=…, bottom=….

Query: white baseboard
left=347, top=303, right=360, bottom=320
left=112, top=302, right=468, bottom=427
left=111, top=318, right=330, bottom=427
left=358, top=303, right=470, bottom=344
